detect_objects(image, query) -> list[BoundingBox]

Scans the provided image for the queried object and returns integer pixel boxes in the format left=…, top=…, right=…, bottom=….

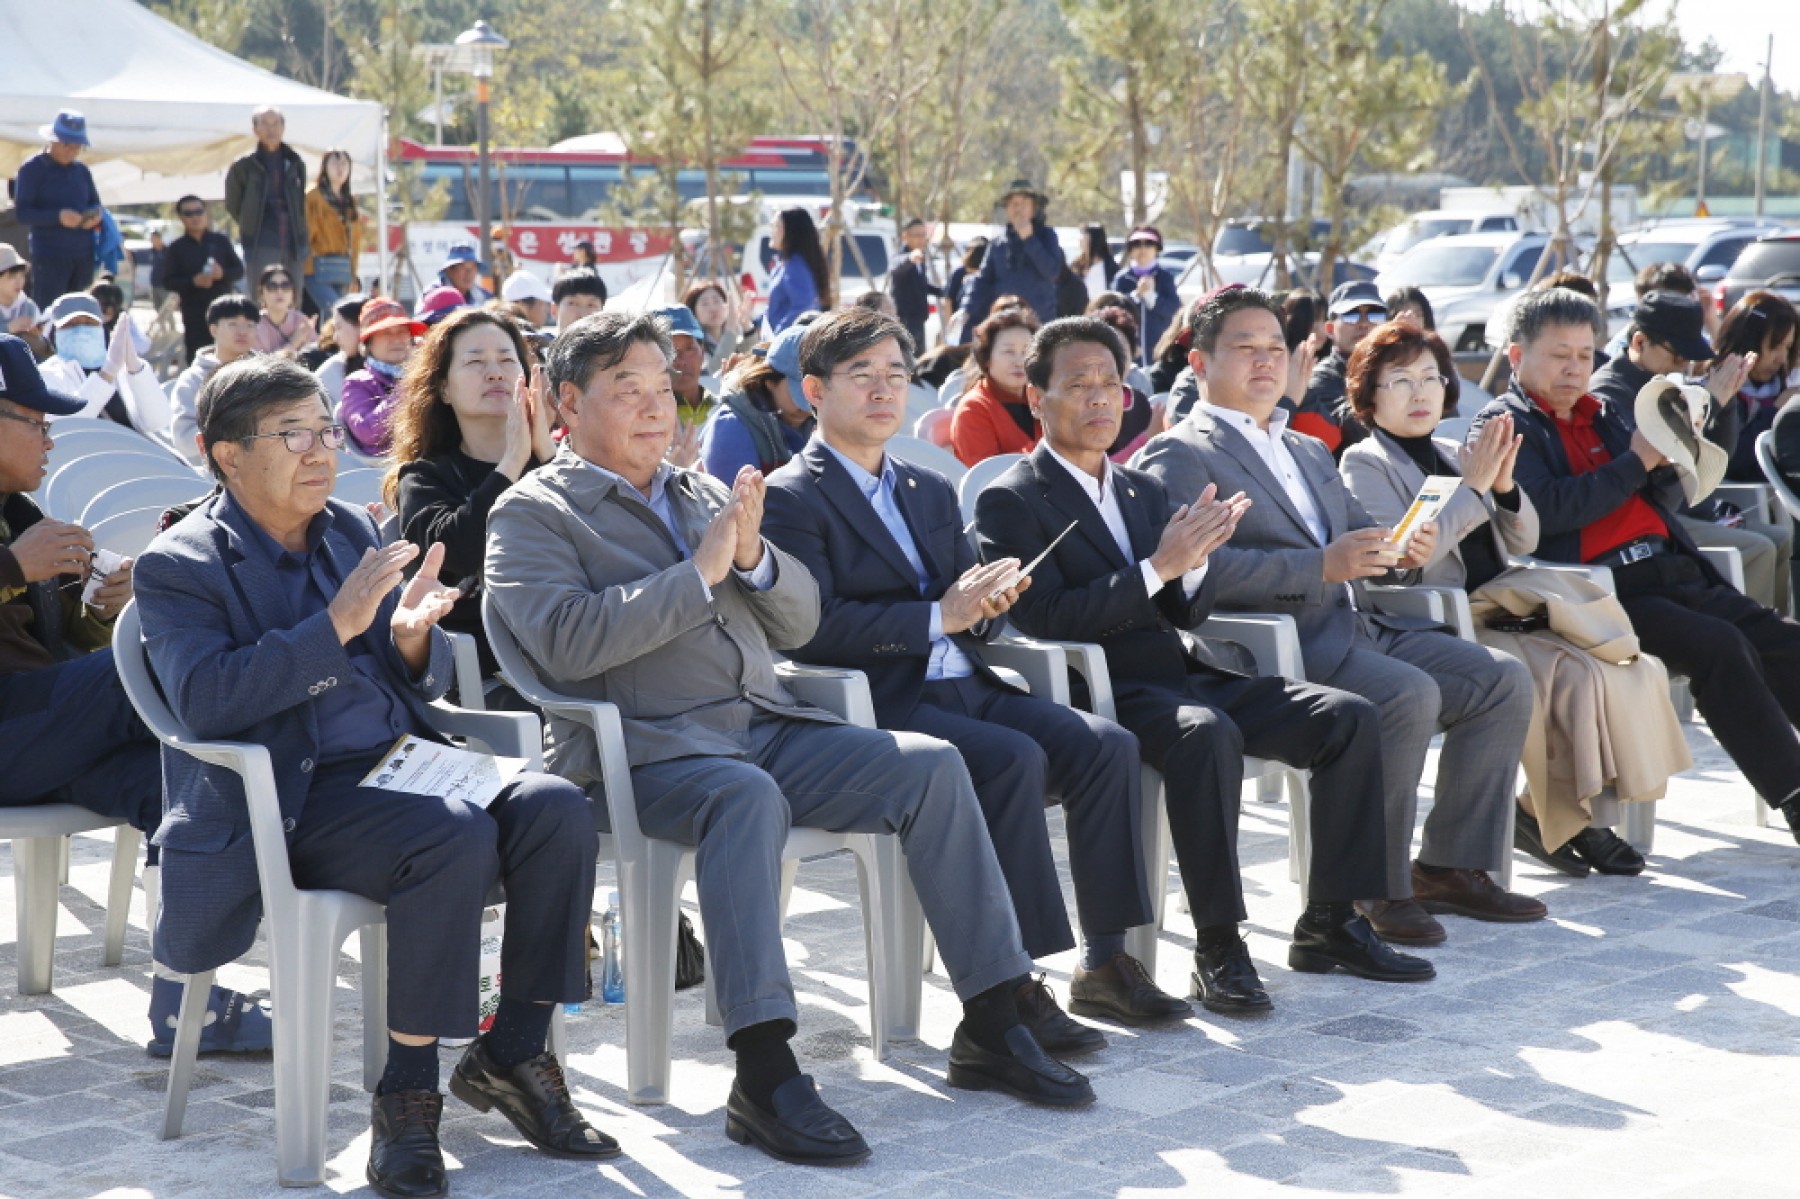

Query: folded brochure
left=1389, top=475, right=1463, bottom=548
left=359, top=735, right=525, bottom=809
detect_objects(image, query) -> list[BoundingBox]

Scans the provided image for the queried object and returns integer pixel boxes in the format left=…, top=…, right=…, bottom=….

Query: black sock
left=962, top=975, right=1027, bottom=1055
left=483, top=996, right=554, bottom=1071
left=731, top=1019, right=800, bottom=1114
left=1302, top=900, right=1355, bottom=925
left=1415, top=861, right=1454, bottom=877
left=1194, top=923, right=1241, bottom=953
left=379, top=1039, right=440, bottom=1096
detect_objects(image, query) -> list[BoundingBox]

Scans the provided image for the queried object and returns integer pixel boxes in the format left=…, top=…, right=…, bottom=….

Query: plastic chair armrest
left=1195, top=613, right=1304, bottom=680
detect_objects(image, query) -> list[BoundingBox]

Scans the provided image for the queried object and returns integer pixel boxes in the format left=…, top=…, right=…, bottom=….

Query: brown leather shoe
left=1353, top=898, right=1447, bottom=946
left=1411, top=863, right=1548, bottom=923
left=1070, top=952, right=1193, bottom=1025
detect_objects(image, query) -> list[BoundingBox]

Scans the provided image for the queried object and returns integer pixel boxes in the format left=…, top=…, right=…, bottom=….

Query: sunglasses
left=263, top=279, right=295, bottom=292
left=178, top=207, right=205, bottom=217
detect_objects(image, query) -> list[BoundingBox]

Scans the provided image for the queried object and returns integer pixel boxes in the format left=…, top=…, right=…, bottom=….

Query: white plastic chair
left=1433, top=417, right=1474, bottom=447
left=78, top=475, right=212, bottom=528
left=47, top=417, right=182, bottom=453
left=88, top=507, right=170, bottom=557
left=956, top=453, right=1025, bottom=525
left=332, top=468, right=387, bottom=509
left=112, top=603, right=548, bottom=1187
left=913, top=407, right=953, bottom=448
left=887, top=434, right=967, bottom=482
left=3, top=806, right=140, bottom=995
left=43, top=453, right=200, bottom=521
left=1755, top=431, right=1800, bottom=523
left=482, top=594, right=919, bottom=1103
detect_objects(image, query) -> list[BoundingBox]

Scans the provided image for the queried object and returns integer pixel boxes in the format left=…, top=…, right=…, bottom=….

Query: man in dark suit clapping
left=973, top=316, right=1433, bottom=1011
left=763, top=308, right=1190, bottom=1049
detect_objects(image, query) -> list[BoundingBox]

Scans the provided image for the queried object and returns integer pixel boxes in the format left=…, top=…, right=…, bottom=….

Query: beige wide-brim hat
left=1633, top=374, right=1728, bottom=506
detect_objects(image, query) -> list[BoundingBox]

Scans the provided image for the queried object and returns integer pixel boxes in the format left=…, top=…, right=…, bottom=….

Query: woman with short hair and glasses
left=1339, top=321, right=1688, bottom=880
left=250, top=263, right=318, bottom=359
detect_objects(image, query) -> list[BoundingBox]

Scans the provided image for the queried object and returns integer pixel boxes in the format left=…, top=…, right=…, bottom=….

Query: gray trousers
left=1319, top=623, right=1534, bottom=894
left=629, top=715, right=1032, bottom=1040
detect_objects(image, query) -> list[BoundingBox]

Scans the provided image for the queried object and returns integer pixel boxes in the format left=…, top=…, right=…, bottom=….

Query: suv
left=1376, top=231, right=1563, bottom=351
left=1716, top=232, right=1800, bottom=318
left=1599, top=220, right=1781, bottom=323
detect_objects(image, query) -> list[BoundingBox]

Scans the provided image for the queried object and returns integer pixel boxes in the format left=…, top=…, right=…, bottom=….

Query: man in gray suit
left=1136, top=287, right=1544, bottom=946
left=484, top=313, right=1093, bottom=1168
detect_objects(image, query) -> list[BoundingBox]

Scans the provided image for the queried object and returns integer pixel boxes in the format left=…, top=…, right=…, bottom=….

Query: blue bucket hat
left=655, top=304, right=705, bottom=344
left=38, top=110, right=90, bottom=148
left=440, top=242, right=480, bottom=272
left=0, top=334, right=84, bottom=415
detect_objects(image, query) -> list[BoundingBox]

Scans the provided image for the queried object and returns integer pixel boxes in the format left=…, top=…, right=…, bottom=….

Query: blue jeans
left=304, top=254, right=353, bottom=315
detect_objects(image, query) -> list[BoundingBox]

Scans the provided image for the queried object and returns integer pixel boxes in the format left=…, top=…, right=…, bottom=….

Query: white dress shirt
left=1198, top=401, right=1329, bottom=546
left=1042, top=443, right=1207, bottom=597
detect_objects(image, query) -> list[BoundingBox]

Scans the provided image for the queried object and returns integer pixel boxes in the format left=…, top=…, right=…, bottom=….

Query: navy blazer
left=763, top=437, right=1016, bottom=727
left=132, top=493, right=453, bottom=974
left=971, top=444, right=1233, bottom=690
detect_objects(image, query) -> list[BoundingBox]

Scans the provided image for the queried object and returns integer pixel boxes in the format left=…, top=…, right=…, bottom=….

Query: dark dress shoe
left=1411, top=863, right=1548, bottom=923
left=1071, top=953, right=1193, bottom=1025
left=1567, top=827, right=1646, bottom=875
left=725, top=1074, right=871, bottom=1166
left=367, top=1089, right=448, bottom=1199
left=1353, top=898, right=1446, bottom=946
left=1016, top=974, right=1107, bottom=1054
left=1290, top=911, right=1436, bottom=982
left=1513, top=806, right=1590, bottom=877
left=450, top=1038, right=621, bottom=1160
left=1778, top=794, right=1800, bottom=846
left=946, top=1023, right=1095, bottom=1107
left=1189, top=936, right=1272, bottom=1015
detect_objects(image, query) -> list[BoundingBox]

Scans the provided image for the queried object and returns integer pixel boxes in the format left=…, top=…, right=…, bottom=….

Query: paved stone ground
left=4, top=718, right=1800, bottom=1199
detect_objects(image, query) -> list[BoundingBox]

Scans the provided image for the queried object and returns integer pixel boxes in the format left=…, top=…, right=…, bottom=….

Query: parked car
left=1716, top=231, right=1800, bottom=319
left=1376, top=230, right=1566, bottom=351
left=1598, top=219, right=1781, bottom=325
left=1371, top=209, right=1519, bottom=276
left=1174, top=251, right=1376, bottom=305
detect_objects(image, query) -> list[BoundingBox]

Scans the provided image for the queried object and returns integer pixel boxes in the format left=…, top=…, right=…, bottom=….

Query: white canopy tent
left=0, top=0, right=389, bottom=281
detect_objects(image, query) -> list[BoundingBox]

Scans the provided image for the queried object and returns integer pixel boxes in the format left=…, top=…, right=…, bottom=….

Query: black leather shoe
left=367, top=1090, right=448, bottom=1199
left=1016, top=974, right=1107, bottom=1054
left=450, top=1038, right=621, bottom=1160
left=1189, top=936, right=1273, bottom=1015
left=1568, top=826, right=1646, bottom=875
left=1514, top=806, right=1590, bottom=877
left=1778, top=794, right=1800, bottom=846
left=1290, top=910, right=1435, bottom=983
left=946, top=1023, right=1095, bottom=1107
left=725, top=1074, right=871, bottom=1166
left=1071, top=952, right=1193, bottom=1025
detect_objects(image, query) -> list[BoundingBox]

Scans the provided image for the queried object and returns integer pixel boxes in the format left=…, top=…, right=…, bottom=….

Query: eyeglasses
left=832, top=370, right=911, bottom=393
left=241, top=424, right=349, bottom=453
left=263, top=279, right=294, bottom=292
left=178, top=207, right=205, bottom=217
left=0, top=409, right=53, bottom=437
left=1337, top=307, right=1388, bottom=325
left=1375, top=374, right=1449, bottom=401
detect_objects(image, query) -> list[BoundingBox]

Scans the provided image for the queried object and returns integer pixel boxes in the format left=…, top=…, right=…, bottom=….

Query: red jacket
left=950, top=377, right=1039, bottom=466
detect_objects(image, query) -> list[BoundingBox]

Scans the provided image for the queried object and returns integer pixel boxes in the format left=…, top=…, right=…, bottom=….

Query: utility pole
left=1755, top=34, right=1773, bottom=220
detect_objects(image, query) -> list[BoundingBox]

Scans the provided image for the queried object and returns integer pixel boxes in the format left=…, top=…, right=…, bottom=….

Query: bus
left=380, top=135, right=863, bottom=298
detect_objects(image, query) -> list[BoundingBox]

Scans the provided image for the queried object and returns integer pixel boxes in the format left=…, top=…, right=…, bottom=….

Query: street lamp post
left=455, top=20, right=509, bottom=291
left=1663, top=72, right=1747, bottom=217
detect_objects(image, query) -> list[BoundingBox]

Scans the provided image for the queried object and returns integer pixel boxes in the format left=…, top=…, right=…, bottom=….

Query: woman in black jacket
left=383, top=307, right=554, bottom=676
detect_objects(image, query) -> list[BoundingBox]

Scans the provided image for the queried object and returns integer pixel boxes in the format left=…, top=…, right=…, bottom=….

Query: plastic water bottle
left=600, top=891, right=625, bottom=1004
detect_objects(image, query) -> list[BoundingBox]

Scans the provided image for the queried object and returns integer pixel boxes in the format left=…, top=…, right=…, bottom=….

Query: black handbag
left=675, top=912, right=706, bottom=990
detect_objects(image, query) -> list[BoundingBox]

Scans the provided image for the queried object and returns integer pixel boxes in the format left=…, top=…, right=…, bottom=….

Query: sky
left=1669, top=0, right=1793, bottom=95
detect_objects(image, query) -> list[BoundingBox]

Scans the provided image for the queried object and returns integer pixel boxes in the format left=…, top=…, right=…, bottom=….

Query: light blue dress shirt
left=822, top=442, right=974, bottom=681
left=580, top=456, right=775, bottom=592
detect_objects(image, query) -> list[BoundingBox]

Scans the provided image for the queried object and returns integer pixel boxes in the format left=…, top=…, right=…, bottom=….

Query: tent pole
left=377, top=108, right=391, bottom=296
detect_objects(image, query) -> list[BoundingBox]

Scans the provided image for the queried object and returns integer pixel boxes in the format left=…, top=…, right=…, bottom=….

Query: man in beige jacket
left=484, top=313, right=1094, bottom=1169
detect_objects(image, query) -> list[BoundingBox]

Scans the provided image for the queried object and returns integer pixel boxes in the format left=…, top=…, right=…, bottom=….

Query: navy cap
left=655, top=304, right=705, bottom=344
left=0, top=335, right=84, bottom=416
left=1328, top=280, right=1385, bottom=317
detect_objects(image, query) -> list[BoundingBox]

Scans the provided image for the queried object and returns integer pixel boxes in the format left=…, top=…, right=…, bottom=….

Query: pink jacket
left=340, top=368, right=398, bottom=456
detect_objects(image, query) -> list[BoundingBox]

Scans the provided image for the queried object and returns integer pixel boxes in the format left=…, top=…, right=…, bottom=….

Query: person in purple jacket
left=340, top=297, right=424, bottom=456
left=13, top=111, right=103, bottom=308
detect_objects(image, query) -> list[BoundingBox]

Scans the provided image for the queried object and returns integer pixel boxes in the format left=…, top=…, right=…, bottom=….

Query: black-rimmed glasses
left=242, top=424, right=349, bottom=453
left=0, top=409, right=53, bottom=437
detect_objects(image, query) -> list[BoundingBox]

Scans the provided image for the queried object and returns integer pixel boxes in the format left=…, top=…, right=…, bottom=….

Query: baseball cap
left=0, top=334, right=83, bottom=415
left=1632, top=290, right=1713, bottom=363
left=1328, top=280, right=1385, bottom=317
left=655, top=304, right=705, bottom=344
left=45, top=294, right=104, bottom=328
left=359, top=297, right=426, bottom=343
left=415, top=284, right=467, bottom=326
left=500, top=270, right=553, bottom=306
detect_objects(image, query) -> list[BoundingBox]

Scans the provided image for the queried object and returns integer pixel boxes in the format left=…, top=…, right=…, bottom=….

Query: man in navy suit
left=973, top=317, right=1434, bottom=1010
left=763, top=309, right=1190, bottom=1047
left=132, top=357, right=614, bottom=1199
